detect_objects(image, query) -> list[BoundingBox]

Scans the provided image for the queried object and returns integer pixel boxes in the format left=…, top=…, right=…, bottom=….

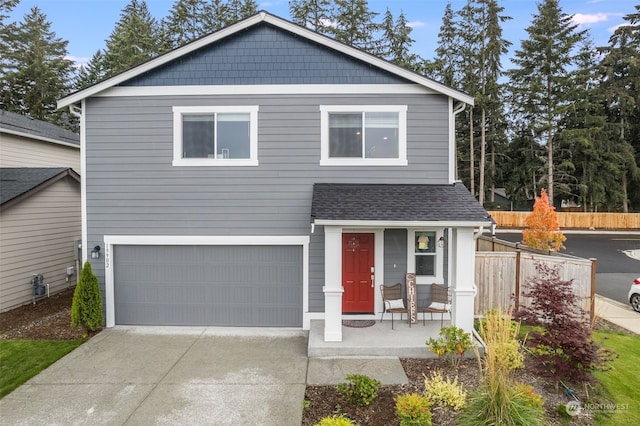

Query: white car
left=629, top=277, right=640, bottom=313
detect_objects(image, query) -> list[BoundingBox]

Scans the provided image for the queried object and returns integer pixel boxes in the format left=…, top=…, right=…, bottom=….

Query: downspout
left=69, top=104, right=85, bottom=278
left=452, top=102, right=466, bottom=182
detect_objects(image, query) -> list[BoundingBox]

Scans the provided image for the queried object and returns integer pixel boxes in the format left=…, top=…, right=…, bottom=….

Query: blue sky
left=8, top=0, right=638, bottom=67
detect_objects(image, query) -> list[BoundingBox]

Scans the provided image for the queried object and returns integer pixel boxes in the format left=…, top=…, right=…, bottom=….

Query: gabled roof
left=0, top=110, right=79, bottom=148
left=0, top=168, right=80, bottom=211
left=311, top=183, right=492, bottom=226
left=58, top=11, right=473, bottom=109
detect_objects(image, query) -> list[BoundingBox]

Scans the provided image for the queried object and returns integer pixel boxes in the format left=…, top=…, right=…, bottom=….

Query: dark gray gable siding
left=124, top=23, right=410, bottom=87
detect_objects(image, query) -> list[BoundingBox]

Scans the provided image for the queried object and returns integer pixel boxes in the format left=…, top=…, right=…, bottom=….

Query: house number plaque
left=406, top=273, right=417, bottom=324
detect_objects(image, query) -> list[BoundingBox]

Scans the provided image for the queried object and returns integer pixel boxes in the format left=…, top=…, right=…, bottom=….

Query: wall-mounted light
left=91, top=245, right=101, bottom=259
left=437, top=236, right=445, bottom=248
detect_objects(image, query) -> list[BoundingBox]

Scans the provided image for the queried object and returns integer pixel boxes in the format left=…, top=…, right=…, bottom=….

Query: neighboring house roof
left=0, top=168, right=80, bottom=211
left=58, top=11, right=473, bottom=109
left=0, top=110, right=79, bottom=148
left=311, top=183, right=492, bottom=226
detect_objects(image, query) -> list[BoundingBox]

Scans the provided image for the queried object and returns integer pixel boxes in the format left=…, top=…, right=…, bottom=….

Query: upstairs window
left=320, top=105, right=407, bottom=166
left=173, top=106, right=258, bottom=166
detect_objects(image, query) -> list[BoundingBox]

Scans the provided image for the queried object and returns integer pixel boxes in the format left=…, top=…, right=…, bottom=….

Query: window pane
left=365, top=112, right=399, bottom=158
left=217, top=113, right=250, bottom=159
left=183, top=115, right=214, bottom=158
left=416, top=255, right=435, bottom=276
left=415, top=231, right=436, bottom=253
left=329, top=113, right=362, bottom=158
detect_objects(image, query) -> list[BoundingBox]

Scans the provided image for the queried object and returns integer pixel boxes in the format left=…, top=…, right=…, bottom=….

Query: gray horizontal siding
left=85, top=93, right=449, bottom=239
left=125, top=24, right=408, bottom=87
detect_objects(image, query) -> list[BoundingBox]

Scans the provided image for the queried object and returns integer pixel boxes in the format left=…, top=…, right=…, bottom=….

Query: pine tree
left=226, top=0, right=258, bottom=25
left=522, top=189, right=566, bottom=251
left=102, top=0, right=163, bottom=78
left=162, top=0, right=210, bottom=48
left=330, top=0, right=379, bottom=53
left=598, top=4, right=640, bottom=212
left=74, top=50, right=107, bottom=89
left=71, top=261, right=104, bottom=332
left=0, top=6, right=75, bottom=127
left=507, top=0, right=586, bottom=207
left=0, top=0, right=19, bottom=76
left=289, top=0, right=333, bottom=35
left=378, top=9, right=420, bottom=70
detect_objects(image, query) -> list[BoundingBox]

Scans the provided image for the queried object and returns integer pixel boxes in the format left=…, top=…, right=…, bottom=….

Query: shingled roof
left=0, top=168, right=80, bottom=210
left=311, top=183, right=492, bottom=225
left=0, top=110, right=79, bottom=147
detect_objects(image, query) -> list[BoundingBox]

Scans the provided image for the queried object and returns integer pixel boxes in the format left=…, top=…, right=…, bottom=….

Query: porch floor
left=308, top=318, right=454, bottom=358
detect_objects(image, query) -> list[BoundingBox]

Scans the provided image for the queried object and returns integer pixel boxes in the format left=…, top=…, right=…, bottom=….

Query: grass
left=0, top=339, right=85, bottom=399
left=592, top=330, right=640, bottom=425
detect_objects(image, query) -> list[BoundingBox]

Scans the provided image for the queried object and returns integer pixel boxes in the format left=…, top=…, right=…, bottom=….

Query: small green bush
left=336, top=374, right=381, bottom=407
left=423, top=371, right=466, bottom=410
left=458, top=384, right=546, bottom=426
left=426, top=325, right=473, bottom=367
left=314, top=414, right=356, bottom=426
left=395, top=393, right=432, bottom=426
left=71, top=261, right=104, bottom=331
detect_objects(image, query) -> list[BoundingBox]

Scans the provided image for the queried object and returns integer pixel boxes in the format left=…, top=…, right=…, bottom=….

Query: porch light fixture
left=437, top=236, right=445, bottom=248
left=91, top=245, right=101, bottom=259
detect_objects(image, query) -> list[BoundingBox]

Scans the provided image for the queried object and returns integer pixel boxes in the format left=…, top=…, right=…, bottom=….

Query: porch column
left=323, top=226, right=343, bottom=342
left=451, top=227, right=476, bottom=334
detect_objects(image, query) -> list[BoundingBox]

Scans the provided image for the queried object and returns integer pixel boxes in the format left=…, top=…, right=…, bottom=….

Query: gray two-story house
left=58, top=12, right=490, bottom=342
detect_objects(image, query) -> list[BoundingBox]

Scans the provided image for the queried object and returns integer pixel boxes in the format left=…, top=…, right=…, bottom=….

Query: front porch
left=308, top=318, right=484, bottom=358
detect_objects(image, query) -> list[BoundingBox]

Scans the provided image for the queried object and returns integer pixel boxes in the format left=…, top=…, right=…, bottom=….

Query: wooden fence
left=475, top=236, right=596, bottom=322
left=488, top=211, right=640, bottom=230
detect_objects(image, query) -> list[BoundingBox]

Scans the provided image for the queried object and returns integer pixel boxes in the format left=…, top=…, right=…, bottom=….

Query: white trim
left=80, top=100, right=87, bottom=261
left=319, top=105, right=408, bottom=166
left=0, top=128, right=80, bottom=149
left=103, top=234, right=309, bottom=328
left=57, top=12, right=473, bottom=109
left=172, top=106, right=258, bottom=167
left=407, top=228, right=444, bottom=285
left=313, top=220, right=492, bottom=228
left=96, top=84, right=432, bottom=98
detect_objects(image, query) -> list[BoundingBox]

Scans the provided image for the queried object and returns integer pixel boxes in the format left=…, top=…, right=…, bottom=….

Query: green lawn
left=593, top=331, right=640, bottom=425
left=0, top=339, right=85, bottom=399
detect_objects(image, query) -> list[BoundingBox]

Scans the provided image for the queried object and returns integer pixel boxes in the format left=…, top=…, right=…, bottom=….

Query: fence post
left=590, top=258, right=597, bottom=326
left=514, top=249, right=521, bottom=311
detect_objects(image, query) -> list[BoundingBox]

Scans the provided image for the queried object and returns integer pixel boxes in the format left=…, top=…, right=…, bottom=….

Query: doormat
left=342, top=320, right=376, bottom=328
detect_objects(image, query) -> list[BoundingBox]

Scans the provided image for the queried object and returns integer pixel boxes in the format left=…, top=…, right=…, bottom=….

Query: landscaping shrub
left=423, top=371, right=466, bottom=410
left=314, top=414, right=356, bottom=426
left=459, top=307, right=545, bottom=425
left=395, top=393, right=432, bottom=426
left=71, top=261, right=104, bottom=332
left=336, top=374, right=381, bottom=407
left=515, top=262, right=613, bottom=384
left=425, top=325, right=472, bottom=367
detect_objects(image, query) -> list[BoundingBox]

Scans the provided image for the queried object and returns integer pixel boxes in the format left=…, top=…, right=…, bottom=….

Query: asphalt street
left=494, top=232, right=640, bottom=305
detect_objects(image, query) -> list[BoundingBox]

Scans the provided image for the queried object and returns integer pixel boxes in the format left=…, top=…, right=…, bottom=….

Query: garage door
left=113, top=245, right=302, bottom=326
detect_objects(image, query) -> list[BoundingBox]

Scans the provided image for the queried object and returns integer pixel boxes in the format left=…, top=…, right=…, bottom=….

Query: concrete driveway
left=0, top=327, right=309, bottom=425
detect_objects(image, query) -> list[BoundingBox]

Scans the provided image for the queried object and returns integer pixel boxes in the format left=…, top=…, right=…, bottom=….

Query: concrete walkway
left=595, top=295, right=640, bottom=335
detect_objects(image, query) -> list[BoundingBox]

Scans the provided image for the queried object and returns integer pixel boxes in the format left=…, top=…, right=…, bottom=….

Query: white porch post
left=323, top=226, right=343, bottom=341
left=451, top=227, right=476, bottom=334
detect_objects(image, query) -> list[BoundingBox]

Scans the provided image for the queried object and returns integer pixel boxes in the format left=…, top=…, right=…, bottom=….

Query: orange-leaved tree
left=522, top=189, right=566, bottom=251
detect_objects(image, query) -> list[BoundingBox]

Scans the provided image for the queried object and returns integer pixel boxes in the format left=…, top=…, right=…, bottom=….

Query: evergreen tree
left=506, top=0, right=586, bottom=207
left=330, top=0, right=379, bottom=53
left=0, top=6, right=75, bottom=127
left=102, top=0, right=163, bottom=77
left=423, top=2, right=460, bottom=87
left=204, top=0, right=232, bottom=32
left=226, top=0, right=258, bottom=25
left=289, top=0, right=333, bottom=35
left=71, top=261, right=104, bottom=332
left=0, top=0, right=19, bottom=76
left=378, top=9, right=420, bottom=70
left=598, top=4, right=640, bottom=212
left=74, top=50, right=107, bottom=89
left=162, top=0, right=210, bottom=48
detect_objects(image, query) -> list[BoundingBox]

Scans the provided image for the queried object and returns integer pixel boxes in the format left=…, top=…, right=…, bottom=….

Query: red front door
left=342, top=233, right=375, bottom=313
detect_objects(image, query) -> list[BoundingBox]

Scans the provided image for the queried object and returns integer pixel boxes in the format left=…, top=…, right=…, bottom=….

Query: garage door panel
left=114, top=245, right=302, bottom=326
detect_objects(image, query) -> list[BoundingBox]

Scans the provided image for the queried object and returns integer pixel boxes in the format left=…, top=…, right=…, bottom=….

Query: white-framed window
left=320, top=105, right=408, bottom=166
left=407, top=229, right=444, bottom=284
left=172, top=106, right=259, bottom=166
